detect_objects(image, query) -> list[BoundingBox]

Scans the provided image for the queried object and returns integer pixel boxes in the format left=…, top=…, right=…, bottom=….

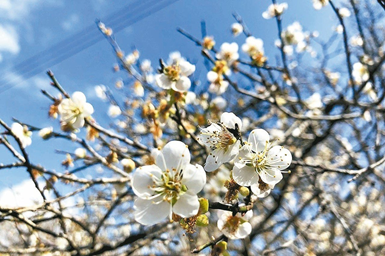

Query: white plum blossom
left=198, top=112, right=242, bottom=172
left=242, top=37, right=264, bottom=57
left=58, top=91, right=94, bottom=130
left=108, top=105, right=122, bottom=118
left=74, top=148, right=87, bottom=159
left=94, top=85, right=107, bottom=100
left=39, top=127, right=53, bottom=140
left=231, top=23, right=243, bottom=36
left=217, top=210, right=252, bottom=239
left=211, top=96, right=227, bottom=110
left=313, top=0, right=329, bottom=10
left=339, top=8, right=351, bottom=18
left=131, top=141, right=206, bottom=225
left=352, top=62, right=369, bottom=83
left=140, top=59, right=152, bottom=72
left=281, top=22, right=306, bottom=54
left=233, top=129, right=292, bottom=197
left=11, top=123, right=32, bottom=148
left=216, top=42, right=239, bottom=65
left=262, top=2, right=288, bottom=19
left=155, top=55, right=195, bottom=92
left=207, top=71, right=229, bottom=95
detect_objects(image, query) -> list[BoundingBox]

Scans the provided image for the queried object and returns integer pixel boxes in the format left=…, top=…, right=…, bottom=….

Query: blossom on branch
left=217, top=210, right=253, bottom=239
left=155, top=53, right=195, bottom=92
left=198, top=112, right=242, bottom=172
left=216, top=42, right=239, bottom=65
left=58, top=91, right=94, bottom=131
left=11, top=123, right=32, bottom=148
left=262, top=2, right=288, bottom=19
left=131, top=141, right=206, bottom=225
left=233, top=129, right=292, bottom=197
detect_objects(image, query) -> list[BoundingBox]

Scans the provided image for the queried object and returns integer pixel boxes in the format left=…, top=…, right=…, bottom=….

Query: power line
left=0, top=0, right=179, bottom=94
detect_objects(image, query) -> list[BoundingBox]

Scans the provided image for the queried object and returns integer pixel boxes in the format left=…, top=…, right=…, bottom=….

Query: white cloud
left=0, top=25, right=20, bottom=56
left=62, top=14, right=80, bottom=31
left=0, top=179, right=44, bottom=208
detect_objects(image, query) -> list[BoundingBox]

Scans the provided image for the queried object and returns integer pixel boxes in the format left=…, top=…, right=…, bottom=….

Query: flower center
left=201, top=125, right=237, bottom=152
left=224, top=216, right=244, bottom=234
left=164, top=65, right=181, bottom=81
left=151, top=169, right=187, bottom=205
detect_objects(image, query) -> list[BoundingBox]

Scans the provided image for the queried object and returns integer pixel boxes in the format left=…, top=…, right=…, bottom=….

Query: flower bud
left=198, top=198, right=209, bottom=214
left=239, top=186, right=250, bottom=197
left=196, top=214, right=209, bottom=227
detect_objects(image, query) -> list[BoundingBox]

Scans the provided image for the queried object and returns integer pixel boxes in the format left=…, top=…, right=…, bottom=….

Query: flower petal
left=250, top=183, right=272, bottom=198
left=72, top=91, right=87, bottom=105
left=248, top=129, right=269, bottom=153
left=233, top=164, right=259, bottom=187
left=155, top=74, right=172, bottom=89
left=72, top=116, right=85, bottom=129
left=172, top=76, right=191, bottom=92
left=259, top=167, right=282, bottom=185
left=173, top=191, right=199, bottom=218
left=220, top=112, right=242, bottom=130
left=235, top=222, right=252, bottom=239
left=267, top=146, right=292, bottom=170
left=179, top=60, right=195, bottom=76
left=83, top=103, right=94, bottom=116
left=182, top=164, right=206, bottom=193
left=156, top=141, right=190, bottom=172
left=131, top=165, right=163, bottom=198
left=134, top=198, right=169, bottom=225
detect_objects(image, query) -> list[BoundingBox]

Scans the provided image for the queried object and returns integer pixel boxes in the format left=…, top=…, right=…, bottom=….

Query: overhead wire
left=0, top=0, right=179, bottom=94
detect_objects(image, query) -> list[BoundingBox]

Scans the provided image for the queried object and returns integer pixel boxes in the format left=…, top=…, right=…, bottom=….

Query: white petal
left=83, top=103, right=94, bottom=116
left=156, top=141, right=190, bottom=172
left=204, top=154, right=221, bottom=172
left=179, top=60, right=195, bottom=76
left=267, top=146, right=292, bottom=170
left=155, top=74, right=172, bottom=89
left=172, top=76, right=191, bottom=92
left=72, top=91, right=86, bottom=105
left=220, top=112, right=242, bottom=130
left=250, top=183, right=272, bottom=198
left=72, top=116, right=85, bottom=129
left=235, top=222, right=252, bottom=239
left=134, top=198, right=169, bottom=225
left=259, top=167, right=282, bottom=185
left=182, top=164, right=206, bottom=193
left=233, top=164, right=259, bottom=187
left=173, top=191, right=199, bottom=218
left=248, top=129, right=270, bottom=153
left=11, top=123, right=23, bottom=136
left=207, top=71, right=218, bottom=82
left=131, top=165, right=162, bottom=198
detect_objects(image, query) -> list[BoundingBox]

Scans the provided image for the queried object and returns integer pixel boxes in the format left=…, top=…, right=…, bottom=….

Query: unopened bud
left=198, top=198, right=209, bottom=214
left=239, top=186, right=250, bottom=197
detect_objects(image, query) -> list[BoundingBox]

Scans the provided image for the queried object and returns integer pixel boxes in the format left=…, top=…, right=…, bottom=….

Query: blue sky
left=0, top=0, right=335, bottom=191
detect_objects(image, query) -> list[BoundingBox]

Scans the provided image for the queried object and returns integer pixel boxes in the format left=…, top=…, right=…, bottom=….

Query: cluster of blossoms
left=130, top=112, right=292, bottom=240
left=155, top=52, right=196, bottom=92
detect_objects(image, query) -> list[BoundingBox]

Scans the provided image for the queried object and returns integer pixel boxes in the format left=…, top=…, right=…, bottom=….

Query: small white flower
left=216, top=42, right=239, bottom=65
left=198, top=112, right=242, bottom=172
left=339, top=8, right=351, bottom=18
left=140, top=59, right=152, bottom=72
left=335, top=25, right=344, bottom=34
left=133, top=82, right=144, bottom=97
left=242, top=36, right=264, bottom=57
left=74, top=148, right=86, bottom=159
left=124, top=51, right=139, bottom=66
left=233, top=129, right=292, bottom=194
left=155, top=58, right=195, bottom=92
left=95, top=85, right=107, bottom=100
left=58, top=91, right=94, bottom=130
left=217, top=210, right=252, bottom=239
left=131, top=141, right=206, bottom=225
left=306, top=93, right=323, bottom=110
left=231, top=23, right=243, bottom=36
left=262, top=3, right=288, bottom=19
left=108, top=105, right=122, bottom=118
left=352, top=62, right=369, bottom=83
left=350, top=35, right=363, bottom=47
left=11, top=123, right=32, bottom=148
left=282, top=22, right=305, bottom=47
left=313, top=0, right=329, bottom=10
left=211, top=96, right=227, bottom=110
left=207, top=71, right=229, bottom=95
left=39, top=127, right=53, bottom=140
